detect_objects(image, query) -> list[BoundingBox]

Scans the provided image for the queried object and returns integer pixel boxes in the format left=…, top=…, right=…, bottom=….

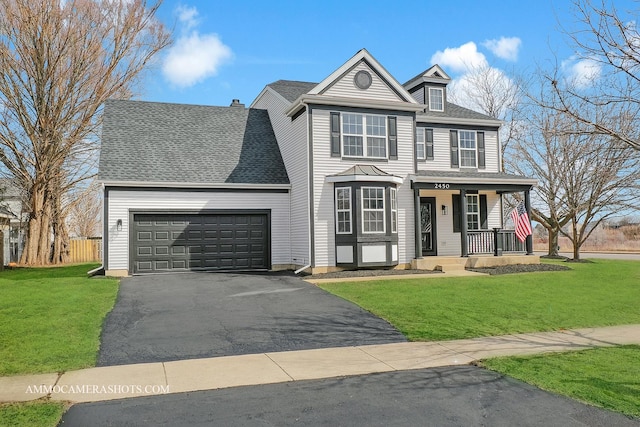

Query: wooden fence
left=69, top=238, right=102, bottom=263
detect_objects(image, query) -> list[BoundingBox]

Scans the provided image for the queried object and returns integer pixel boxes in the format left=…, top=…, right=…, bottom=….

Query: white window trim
left=335, top=187, right=352, bottom=234
left=361, top=186, right=386, bottom=234
left=429, top=87, right=444, bottom=112
left=341, top=113, right=388, bottom=160
left=416, top=128, right=426, bottom=160
left=459, top=130, right=477, bottom=168
left=390, top=187, right=398, bottom=233
left=466, top=194, right=480, bottom=230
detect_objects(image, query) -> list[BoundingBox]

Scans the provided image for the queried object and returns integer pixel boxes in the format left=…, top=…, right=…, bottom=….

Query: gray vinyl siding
left=417, top=190, right=501, bottom=256
left=416, top=128, right=500, bottom=173
left=105, top=190, right=291, bottom=271
left=311, top=109, right=415, bottom=267
left=252, top=89, right=311, bottom=267
left=409, top=87, right=425, bottom=104
left=323, top=62, right=403, bottom=103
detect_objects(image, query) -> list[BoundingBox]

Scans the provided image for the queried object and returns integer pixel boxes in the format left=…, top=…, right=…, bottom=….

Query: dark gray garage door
left=131, top=212, right=269, bottom=274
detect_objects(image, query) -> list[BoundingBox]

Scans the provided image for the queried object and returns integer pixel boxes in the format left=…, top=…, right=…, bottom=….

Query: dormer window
left=429, top=87, right=444, bottom=112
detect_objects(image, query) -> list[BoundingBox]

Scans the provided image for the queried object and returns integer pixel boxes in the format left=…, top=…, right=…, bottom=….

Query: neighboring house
left=0, top=178, right=27, bottom=264
left=98, top=49, right=537, bottom=276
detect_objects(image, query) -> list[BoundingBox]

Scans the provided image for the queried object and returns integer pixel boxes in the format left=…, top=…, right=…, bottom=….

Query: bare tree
left=68, top=183, right=102, bottom=239
left=548, top=0, right=640, bottom=151
left=509, top=76, right=640, bottom=259
left=0, top=0, right=170, bottom=265
left=448, top=64, right=524, bottom=163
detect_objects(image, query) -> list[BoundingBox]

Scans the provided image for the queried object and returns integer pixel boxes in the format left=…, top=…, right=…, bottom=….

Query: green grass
left=482, top=345, right=640, bottom=418
left=319, top=259, right=640, bottom=341
left=0, top=402, right=64, bottom=427
left=0, top=264, right=119, bottom=375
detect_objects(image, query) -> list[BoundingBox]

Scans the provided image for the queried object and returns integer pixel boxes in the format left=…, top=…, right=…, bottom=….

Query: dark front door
left=420, top=197, right=437, bottom=256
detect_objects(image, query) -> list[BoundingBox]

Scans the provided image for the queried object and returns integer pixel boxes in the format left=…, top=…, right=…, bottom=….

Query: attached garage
left=131, top=211, right=270, bottom=274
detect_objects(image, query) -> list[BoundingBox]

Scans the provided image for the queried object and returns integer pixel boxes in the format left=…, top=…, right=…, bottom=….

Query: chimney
left=230, top=99, right=244, bottom=108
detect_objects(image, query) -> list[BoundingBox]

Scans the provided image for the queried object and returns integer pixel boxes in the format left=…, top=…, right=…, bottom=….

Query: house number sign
left=434, top=183, right=450, bottom=189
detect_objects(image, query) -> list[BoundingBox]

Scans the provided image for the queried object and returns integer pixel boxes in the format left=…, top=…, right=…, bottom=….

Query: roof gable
left=404, top=64, right=452, bottom=92
left=98, top=100, right=289, bottom=186
left=309, top=49, right=418, bottom=104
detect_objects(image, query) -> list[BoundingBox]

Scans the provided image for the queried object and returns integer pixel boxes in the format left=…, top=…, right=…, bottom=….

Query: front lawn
left=318, top=259, right=640, bottom=341
left=482, top=345, right=640, bottom=418
left=0, top=264, right=119, bottom=376
left=0, top=402, right=64, bottom=427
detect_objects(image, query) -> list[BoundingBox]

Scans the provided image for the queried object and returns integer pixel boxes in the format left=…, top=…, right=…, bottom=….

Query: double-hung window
left=362, top=187, right=385, bottom=233
left=416, top=129, right=426, bottom=160
left=429, top=87, right=444, bottom=111
left=342, top=113, right=387, bottom=159
left=335, top=187, right=352, bottom=234
left=459, top=130, right=477, bottom=167
left=390, top=188, right=398, bottom=233
left=466, top=194, right=480, bottom=230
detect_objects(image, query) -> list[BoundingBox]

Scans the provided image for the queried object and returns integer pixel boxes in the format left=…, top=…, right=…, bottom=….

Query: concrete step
left=437, top=263, right=467, bottom=273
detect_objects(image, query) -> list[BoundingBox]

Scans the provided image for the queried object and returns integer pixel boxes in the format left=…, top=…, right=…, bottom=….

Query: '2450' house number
left=434, top=183, right=450, bottom=189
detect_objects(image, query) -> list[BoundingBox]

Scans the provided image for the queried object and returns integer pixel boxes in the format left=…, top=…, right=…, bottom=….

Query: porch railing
left=467, top=229, right=525, bottom=256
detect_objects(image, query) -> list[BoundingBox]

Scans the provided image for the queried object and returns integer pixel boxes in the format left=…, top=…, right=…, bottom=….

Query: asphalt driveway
left=97, top=272, right=405, bottom=366
left=61, top=366, right=640, bottom=426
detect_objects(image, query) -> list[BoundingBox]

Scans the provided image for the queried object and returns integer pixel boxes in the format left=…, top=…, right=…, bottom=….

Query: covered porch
left=409, top=171, right=537, bottom=269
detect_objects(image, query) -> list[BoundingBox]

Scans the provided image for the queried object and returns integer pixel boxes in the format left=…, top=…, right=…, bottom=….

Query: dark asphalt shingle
left=98, top=100, right=289, bottom=185
left=267, top=80, right=318, bottom=102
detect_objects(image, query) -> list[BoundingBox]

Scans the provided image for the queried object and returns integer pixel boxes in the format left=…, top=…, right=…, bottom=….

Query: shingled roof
left=418, top=102, right=499, bottom=122
left=267, top=80, right=318, bottom=102
left=98, top=100, right=289, bottom=185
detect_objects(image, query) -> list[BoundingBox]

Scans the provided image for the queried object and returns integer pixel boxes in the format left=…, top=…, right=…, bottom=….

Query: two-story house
left=98, top=49, right=537, bottom=276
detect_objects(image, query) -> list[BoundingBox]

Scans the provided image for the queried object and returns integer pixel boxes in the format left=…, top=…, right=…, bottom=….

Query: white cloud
left=482, top=37, right=521, bottom=61
left=161, top=5, right=232, bottom=88
left=561, top=56, right=602, bottom=89
left=176, top=5, right=198, bottom=30
left=430, top=42, right=488, bottom=73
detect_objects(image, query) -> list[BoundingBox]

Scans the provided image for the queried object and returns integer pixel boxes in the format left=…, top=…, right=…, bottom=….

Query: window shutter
left=452, top=194, right=461, bottom=233
left=388, top=116, right=398, bottom=160
left=330, top=112, right=341, bottom=157
left=480, top=195, right=487, bottom=229
left=477, top=131, right=485, bottom=169
left=450, top=130, right=459, bottom=168
left=426, top=129, right=434, bottom=160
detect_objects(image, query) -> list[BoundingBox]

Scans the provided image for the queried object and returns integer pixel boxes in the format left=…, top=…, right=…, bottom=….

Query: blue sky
left=142, top=0, right=628, bottom=107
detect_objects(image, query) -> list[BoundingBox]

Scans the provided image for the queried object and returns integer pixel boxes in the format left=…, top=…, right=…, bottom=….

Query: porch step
left=436, top=263, right=467, bottom=273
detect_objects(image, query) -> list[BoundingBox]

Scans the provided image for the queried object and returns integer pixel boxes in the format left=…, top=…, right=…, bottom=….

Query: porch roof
left=326, top=165, right=404, bottom=184
left=410, top=170, right=536, bottom=192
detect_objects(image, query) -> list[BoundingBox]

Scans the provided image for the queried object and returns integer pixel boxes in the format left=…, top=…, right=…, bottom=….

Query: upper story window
left=416, top=128, right=434, bottom=161
left=342, top=113, right=387, bottom=159
left=330, top=112, right=398, bottom=160
left=429, top=87, right=444, bottom=112
left=361, top=187, right=385, bottom=233
left=459, top=130, right=477, bottom=167
left=450, top=130, right=485, bottom=169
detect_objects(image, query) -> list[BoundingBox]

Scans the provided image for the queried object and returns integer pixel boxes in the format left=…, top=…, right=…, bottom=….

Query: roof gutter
left=409, top=174, right=537, bottom=186
left=416, top=114, right=502, bottom=127
left=99, top=180, right=292, bottom=190
left=286, top=94, right=425, bottom=117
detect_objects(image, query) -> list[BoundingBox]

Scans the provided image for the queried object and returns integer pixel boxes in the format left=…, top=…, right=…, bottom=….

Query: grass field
left=483, top=345, right=640, bottom=418
left=319, top=259, right=640, bottom=419
left=0, top=402, right=64, bottom=427
left=318, top=259, right=640, bottom=341
left=0, top=264, right=119, bottom=376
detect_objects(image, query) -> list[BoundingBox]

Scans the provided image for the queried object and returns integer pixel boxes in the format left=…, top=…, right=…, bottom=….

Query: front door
left=420, top=197, right=437, bottom=256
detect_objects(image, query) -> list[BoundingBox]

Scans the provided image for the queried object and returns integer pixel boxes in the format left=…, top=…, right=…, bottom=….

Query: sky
left=141, top=0, right=630, bottom=108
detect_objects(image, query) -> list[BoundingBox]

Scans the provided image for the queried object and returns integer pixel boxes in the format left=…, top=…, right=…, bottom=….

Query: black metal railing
left=467, top=229, right=525, bottom=255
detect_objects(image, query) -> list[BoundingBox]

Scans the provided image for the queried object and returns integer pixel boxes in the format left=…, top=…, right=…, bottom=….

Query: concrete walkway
left=1, top=324, right=638, bottom=404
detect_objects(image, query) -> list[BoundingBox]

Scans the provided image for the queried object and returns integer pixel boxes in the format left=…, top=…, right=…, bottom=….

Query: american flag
left=511, top=202, right=532, bottom=242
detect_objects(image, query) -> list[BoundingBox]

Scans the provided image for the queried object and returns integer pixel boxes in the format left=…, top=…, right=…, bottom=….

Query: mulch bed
left=467, top=263, right=572, bottom=275
left=307, top=263, right=571, bottom=279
